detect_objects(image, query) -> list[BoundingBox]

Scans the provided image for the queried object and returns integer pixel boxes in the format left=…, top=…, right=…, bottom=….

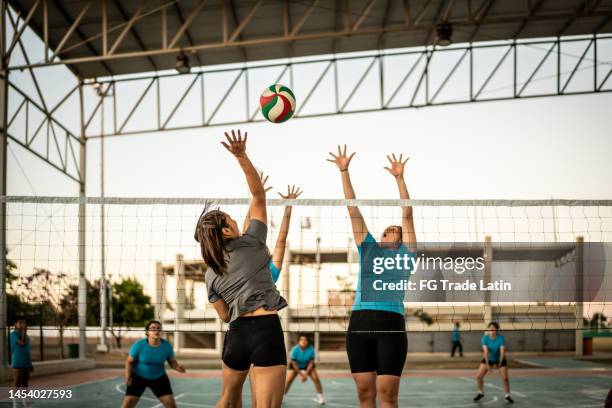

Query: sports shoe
left=473, top=392, right=485, bottom=402
left=505, top=395, right=514, bottom=404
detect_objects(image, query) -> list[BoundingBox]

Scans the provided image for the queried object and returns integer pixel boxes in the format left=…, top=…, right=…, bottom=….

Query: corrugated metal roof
left=8, top=0, right=612, bottom=78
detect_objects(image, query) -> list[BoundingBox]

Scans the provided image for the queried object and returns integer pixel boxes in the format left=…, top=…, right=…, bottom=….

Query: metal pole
left=78, top=82, right=87, bottom=359
left=314, top=236, right=321, bottom=362
left=575, top=236, right=584, bottom=356
left=0, top=0, right=9, bottom=374
left=98, top=86, right=108, bottom=352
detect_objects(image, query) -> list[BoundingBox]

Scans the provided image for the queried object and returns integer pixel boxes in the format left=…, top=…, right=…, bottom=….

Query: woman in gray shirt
left=194, top=130, right=287, bottom=408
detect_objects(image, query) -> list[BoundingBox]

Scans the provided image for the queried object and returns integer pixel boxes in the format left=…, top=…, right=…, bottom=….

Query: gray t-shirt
left=204, top=219, right=287, bottom=322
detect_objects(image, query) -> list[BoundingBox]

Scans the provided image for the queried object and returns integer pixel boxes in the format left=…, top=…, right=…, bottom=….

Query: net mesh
left=4, top=196, right=612, bottom=354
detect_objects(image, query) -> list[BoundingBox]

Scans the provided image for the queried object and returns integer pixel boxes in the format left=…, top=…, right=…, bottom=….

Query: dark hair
left=455, top=322, right=460, bottom=327
left=145, top=320, right=162, bottom=336
left=488, top=321, right=500, bottom=330
left=194, top=206, right=230, bottom=276
left=14, top=316, right=26, bottom=324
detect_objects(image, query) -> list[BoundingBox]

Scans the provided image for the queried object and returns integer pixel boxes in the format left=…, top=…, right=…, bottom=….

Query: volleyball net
left=3, top=196, right=612, bottom=354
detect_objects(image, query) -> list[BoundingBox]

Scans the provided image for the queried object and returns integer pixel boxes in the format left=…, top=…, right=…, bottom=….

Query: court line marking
left=115, top=383, right=214, bottom=408
left=149, top=393, right=185, bottom=408
left=458, top=376, right=527, bottom=398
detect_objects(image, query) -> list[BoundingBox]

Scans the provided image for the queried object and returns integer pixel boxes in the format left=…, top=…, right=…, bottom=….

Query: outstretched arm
left=385, top=153, right=417, bottom=252
left=222, top=129, right=266, bottom=224
left=243, top=171, right=272, bottom=233
left=327, top=145, right=369, bottom=245
left=272, top=185, right=303, bottom=270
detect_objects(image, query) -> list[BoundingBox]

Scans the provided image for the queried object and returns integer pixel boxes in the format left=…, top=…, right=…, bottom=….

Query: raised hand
left=278, top=185, right=303, bottom=199
left=327, top=144, right=356, bottom=171
left=258, top=171, right=273, bottom=193
left=384, top=153, right=409, bottom=178
left=221, top=129, right=248, bottom=158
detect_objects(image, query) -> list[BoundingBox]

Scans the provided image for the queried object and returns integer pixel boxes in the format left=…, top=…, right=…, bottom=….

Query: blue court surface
left=2, top=366, right=611, bottom=407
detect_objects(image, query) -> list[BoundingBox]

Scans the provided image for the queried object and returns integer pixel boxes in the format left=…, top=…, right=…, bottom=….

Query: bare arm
left=124, top=355, right=134, bottom=385
left=243, top=172, right=272, bottom=233
left=385, top=153, right=417, bottom=252
left=327, top=145, right=369, bottom=245
left=222, top=130, right=266, bottom=224
left=211, top=299, right=230, bottom=323
left=168, top=358, right=186, bottom=373
left=305, top=360, right=315, bottom=375
left=499, top=345, right=506, bottom=362
left=482, top=345, right=489, bottom=361
left=272, top=185, right=303, bottom=269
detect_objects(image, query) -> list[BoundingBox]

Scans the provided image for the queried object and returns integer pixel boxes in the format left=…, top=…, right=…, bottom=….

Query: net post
left=575, top=236, right=584, bottom=357
left=314, top=237, right=321, bottom=363
left=0, top=0, right=9, bottom=377
left=174, top=253, right=185, bottom=352
left=78, top=80, right=87, bottom=359
left=154, top=261, right=165, bottom=320
left=483, top=236, right=493, bottom=324
left=281, top=242, right=292, bottom=356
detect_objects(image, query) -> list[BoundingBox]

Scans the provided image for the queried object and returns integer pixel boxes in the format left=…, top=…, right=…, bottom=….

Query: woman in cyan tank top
left=194, top=130, right=288, bottom=408
left=327, top=145, right=417, bottom=408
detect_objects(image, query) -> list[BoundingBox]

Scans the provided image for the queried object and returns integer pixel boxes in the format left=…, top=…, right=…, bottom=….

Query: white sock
left=317, top=393, right=323, bottom=398
left=505, top=394, right=510, bottom=398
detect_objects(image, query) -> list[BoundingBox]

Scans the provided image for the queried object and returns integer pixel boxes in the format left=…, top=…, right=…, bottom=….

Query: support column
left=281, top=244, right=291, bottom=355
left=78, top=82, right=87, bottom=358
left=0, top=0, right=9, bottom=374
left=174, top=254, right=185, bottom=352
left=154, top=261, right=165, bottom=321
left=483, top=236, right=492, bottom=325
left=314, top=237, right=321, bottom=362
left=575, top=236, right=584, bottom=356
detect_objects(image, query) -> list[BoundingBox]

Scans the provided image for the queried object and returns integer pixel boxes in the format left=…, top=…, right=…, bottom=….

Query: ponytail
left=194, top=208, right=229, bottom=276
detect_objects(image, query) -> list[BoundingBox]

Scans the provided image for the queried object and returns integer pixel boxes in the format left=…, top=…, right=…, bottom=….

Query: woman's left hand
left=278, top=185, right=303, bottom=199
left=384, top=153, right=409, bottom=178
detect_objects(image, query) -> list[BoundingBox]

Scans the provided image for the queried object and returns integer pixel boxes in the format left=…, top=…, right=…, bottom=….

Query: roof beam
left=168, top=0, right=206, bottom=48
left=403, top=0, right=411, bottom=26
left=112, top=0, right=157, bottom=70
left=172, top=2, right=204, bottom=66
left=556, top=0, right=589, bottom=36
left=377, top=0, right=393, bottom=47
left=413, top=0, right=433, bottom=26
left=5, top=0, right=40, bottom=59
left=229, top=0, right=263, bottom=42
left=51, top=0, right=111, bottom=77
left=351, top=0, right=377, bottom=33
left=50, top=1, right=92, bottom=61
left=108, top=0, right=148, bottom=55
left=426, top=0, right=448, bottom=44
left=291, top=0, right=320, bottom=36
left=511, top=0, right=546, bottom=39
left=469, top=0, right=496, bottom=42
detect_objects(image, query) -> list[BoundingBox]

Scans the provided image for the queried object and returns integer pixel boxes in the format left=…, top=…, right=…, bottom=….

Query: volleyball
left=260, top=84, right=296, bottom=123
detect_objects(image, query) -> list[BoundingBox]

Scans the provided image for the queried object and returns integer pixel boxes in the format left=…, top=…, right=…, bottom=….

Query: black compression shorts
left=346, top=309, right=407, bottom=376
left=125, top=373, right=173, bottom=398
left=481, top=358, right=508, bottom=367
left=223, top=314, right=287, bottom=371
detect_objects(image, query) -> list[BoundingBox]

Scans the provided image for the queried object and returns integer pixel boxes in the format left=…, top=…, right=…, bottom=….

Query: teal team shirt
left=481, top=334, right=506, bottom=362
left=129, top=338, right=174, bottom=380
left=269, top=261, right=281, bottom=283
left=352, top=233, right=415, bottom=315
left=290, top=345, right=316, bottom=369
left=10, top=331, right=32, bottom=368
left=452, top=327, right=461, bottom=342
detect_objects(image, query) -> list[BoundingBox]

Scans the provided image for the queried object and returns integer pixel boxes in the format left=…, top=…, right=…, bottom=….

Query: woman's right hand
left=125, top=375, right=132, bottom=386
left=327, top=144, right=355, bottom=171
left=221, top=129, right=247, bottom=158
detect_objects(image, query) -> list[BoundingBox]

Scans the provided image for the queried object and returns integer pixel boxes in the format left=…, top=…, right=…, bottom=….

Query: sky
left=4, top=10, right=612, bottom=318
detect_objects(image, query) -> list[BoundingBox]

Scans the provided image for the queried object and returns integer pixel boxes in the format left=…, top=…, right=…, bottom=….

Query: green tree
left=109, top=277, right=154, bottom=348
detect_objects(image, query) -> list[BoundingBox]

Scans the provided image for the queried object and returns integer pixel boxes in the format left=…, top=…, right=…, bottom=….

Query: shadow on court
left=1, top=368, right=610, bottom=407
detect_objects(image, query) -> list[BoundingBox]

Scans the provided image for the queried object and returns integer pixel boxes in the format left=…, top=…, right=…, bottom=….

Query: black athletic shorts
left=346, top=309, right=407, bottom=376
left=482, top=358, right=507, bottom=367
left=288, top=361, right=315, bottom=370
left=125, top=372, right=173, bottom=398
left=223, top=314, right=287, bottom=371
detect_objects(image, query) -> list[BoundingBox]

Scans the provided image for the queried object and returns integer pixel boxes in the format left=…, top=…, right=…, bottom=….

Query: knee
left=476, top=373, right=485, bottom=381
left=378, top=386, right=398, bottom=404
left=356, top=385, right=376, bottom=402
